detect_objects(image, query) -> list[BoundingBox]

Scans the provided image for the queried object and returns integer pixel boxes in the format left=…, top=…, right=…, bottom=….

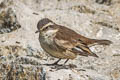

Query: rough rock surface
left=0, top=0, right=120, bottom=80
left=0, top=7, right=21, bottom=34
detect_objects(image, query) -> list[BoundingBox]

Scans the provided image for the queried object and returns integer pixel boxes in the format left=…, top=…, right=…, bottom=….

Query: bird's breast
left=38, top=33, right=77, bottom=59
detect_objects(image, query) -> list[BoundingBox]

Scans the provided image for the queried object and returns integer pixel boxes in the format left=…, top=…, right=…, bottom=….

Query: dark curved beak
left=35, top=30, right=40, bottom=33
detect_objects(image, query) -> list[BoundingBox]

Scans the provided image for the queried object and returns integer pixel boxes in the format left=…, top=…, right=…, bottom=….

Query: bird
left=35, top=18, right=112, bottom=65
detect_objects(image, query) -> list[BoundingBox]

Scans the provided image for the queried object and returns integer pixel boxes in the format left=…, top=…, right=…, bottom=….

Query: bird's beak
left=35, top=30, right=40, bottom=33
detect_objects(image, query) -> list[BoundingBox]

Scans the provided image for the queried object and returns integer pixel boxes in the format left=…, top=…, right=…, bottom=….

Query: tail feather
left=90, top=39, right=112, bottom=45
left=78, top=34, right=112, bottom=45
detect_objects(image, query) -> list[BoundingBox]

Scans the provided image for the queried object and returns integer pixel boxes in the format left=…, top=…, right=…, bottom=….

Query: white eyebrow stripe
left=41, top=22, right=54, bottom=30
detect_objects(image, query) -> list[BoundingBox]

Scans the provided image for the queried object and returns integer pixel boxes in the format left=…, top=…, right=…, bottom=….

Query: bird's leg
left=64, top=59, right=69, bottom=65
left=52, top=58, right=61, bottom=65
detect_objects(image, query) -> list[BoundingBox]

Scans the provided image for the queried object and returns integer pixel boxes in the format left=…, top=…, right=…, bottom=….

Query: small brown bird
left=36, top=18, right=112, bottom=65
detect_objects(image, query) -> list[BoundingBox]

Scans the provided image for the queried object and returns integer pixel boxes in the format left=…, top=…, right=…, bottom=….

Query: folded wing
left=54, top=26, right=98, bottom=57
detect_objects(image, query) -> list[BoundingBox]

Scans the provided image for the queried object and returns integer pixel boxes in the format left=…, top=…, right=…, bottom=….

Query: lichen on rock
left=0, top=8, right=21, bottom=34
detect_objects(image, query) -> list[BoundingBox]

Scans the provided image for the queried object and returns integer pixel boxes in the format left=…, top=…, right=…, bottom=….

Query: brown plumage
left=36, top=18, right=112, bottom=65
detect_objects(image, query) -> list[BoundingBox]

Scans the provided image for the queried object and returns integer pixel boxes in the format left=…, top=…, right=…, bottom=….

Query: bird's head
left=35, top=18, right=58, bottom=36
left=36, top=18, right=56, bottom=33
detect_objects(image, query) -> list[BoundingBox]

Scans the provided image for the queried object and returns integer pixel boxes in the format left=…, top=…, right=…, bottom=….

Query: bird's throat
left=42, top=29, right=58, bottom=38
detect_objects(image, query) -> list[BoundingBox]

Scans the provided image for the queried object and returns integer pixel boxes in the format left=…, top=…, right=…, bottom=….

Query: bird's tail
left=88, top=39, right=112, bottom=45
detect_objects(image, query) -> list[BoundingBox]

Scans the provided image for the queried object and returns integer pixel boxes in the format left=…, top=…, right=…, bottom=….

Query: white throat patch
left=44, top=29, right=58, bottom=37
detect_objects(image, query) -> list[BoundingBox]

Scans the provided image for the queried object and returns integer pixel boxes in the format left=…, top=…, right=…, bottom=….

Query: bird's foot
left=44, top=63, right=62, bottom=66
left=44, top=59, right=62, bottom=66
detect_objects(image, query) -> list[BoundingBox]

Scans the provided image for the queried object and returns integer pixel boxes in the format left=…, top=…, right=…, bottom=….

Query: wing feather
left=53, top=25, right=98, bottom=57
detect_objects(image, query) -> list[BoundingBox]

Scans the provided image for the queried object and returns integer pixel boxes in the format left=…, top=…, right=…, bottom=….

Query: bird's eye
left=43, top=26, right=49, bottom=31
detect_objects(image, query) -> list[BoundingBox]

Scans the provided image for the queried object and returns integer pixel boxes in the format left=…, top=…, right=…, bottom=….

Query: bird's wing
left=54, top=37, right=98, bottom=57
left=54, top=26, right=98, bottom=57
left=54, top=38, right=76, bottom=49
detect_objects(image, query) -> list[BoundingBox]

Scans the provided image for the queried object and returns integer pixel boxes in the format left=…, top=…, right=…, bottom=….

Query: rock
left=96, top=0, right=112, bottom=5
left=0, top=63, right=43, bottom=80
left=111, top=67, right=120, bottom=80
left=0, top=8, right=21, bottom=34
